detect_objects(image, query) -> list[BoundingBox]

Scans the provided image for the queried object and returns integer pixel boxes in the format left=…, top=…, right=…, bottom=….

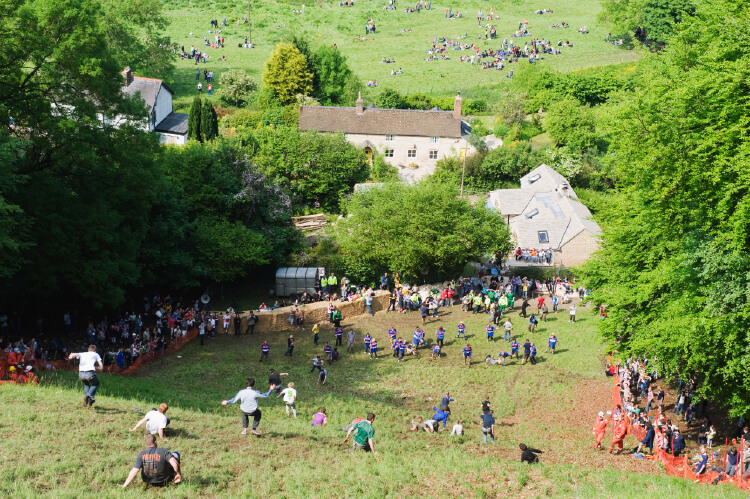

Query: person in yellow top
left=473, top=294, right=483, bottom=314
left=312, top=323, right=320, bottom=346
left=328, top=273, right=338, bottom=295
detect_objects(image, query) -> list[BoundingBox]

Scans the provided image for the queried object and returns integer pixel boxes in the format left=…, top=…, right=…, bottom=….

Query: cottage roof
left=154, top=112, right=188, bottom=135
left=520, top=163, right=576, bottom=197
left=298, top=105, right=470, bottom=138
left=122, top=76, right=173, bottom=114
left=486, top=189, right=535, bottom=216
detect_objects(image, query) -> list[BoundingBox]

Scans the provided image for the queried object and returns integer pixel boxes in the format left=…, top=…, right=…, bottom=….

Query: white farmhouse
left=298, top=92, right=474, bottom=182
left=487, top=164, right=601, bottom=267
left=121, top=67, right=188, bottom=145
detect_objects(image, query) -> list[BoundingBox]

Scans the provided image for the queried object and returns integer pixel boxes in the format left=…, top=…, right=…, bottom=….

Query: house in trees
left=298, top=92, right=474, bottom=182
left=120, top=67, right=188, bottom=145
left=486, top=164, right=601, bottom=267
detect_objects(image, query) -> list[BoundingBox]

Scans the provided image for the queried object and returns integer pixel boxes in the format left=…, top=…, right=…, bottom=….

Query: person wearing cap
left=592, top=411, right=609, bottom=450
left=130, top=403, right=171, bottom=441
left=122, top=434, right=181, bottom=488
left=68, top=345, right=104, bottom=407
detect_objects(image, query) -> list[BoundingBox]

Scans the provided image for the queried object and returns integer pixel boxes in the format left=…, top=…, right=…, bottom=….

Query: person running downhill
left=463, top=343, right=472, bottom=366
left=221, top=378, right=275, bottom=436
left=486, top=323, right=495, bottom=342
left=278, top=382, right=297, bottom=418
left=546, top=333, right=558, bottom=354
left=68, top=345, right=104, bottom=407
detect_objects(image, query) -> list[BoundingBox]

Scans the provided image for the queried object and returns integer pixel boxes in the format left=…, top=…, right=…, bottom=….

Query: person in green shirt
left=344, top=413, right=377, bottom=454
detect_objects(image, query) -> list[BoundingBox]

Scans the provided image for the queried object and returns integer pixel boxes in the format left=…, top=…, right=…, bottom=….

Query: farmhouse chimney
left=356, top=91, right=364, bottom=115
left=453, top=91, right=462, bottom=118
left=122, top=67, right=133, bottom=86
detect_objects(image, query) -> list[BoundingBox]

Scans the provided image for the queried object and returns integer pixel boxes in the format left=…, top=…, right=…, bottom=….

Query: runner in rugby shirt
left=369, top=338, right=378, bottom=359
left=530, top=343, right=537, bottom=365
left=363, top=333, right=372, bottom=354
left=522, top=339, right=532, bottom=365
left=344, top=413, right=376, bottom=453
left=435, top=326, right=445, bottom=347
left=463, top=343, right=473, bottom=366
left=510, top=339, right=520, bottom=359
left=431, top=343, right=441, bottom=359
left=335, top=327, right=343, bottom=346
left=546, top=333, right=558, bottom=354
left=456, top=321, right=466, bottom=339
left=397, top=338, right=406, bottom=362
left=388, top=327, right=398, bottom=345
left=486, top=323, right=495, bottom=342
left=259, top=341, right=270, bottom=362
left=413, top=327, right=422, bottom=349
left=324, top=342, right=333, bottom=360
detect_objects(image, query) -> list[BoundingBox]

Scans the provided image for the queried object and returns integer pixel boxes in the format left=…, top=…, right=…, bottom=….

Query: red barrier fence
left=610, top=374, right=749, bottom=491
left=0, top=328, right=198, bottom=380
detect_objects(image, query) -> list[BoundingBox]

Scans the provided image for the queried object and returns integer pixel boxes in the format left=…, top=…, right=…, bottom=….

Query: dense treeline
left=582, top=1, right=750, bottom=416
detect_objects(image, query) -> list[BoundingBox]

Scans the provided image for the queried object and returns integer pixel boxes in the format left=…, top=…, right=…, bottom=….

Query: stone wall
left=556, top=231, right=600, bottom=267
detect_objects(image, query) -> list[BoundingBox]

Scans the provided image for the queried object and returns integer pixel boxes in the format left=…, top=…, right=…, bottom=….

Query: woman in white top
left=68, top=345, right=104, bottom=407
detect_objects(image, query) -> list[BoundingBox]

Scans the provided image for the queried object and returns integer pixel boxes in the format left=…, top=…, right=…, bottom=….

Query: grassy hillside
left=2, top=303, right=743, bottom=497
left=161, top=0, right=638, bottom=110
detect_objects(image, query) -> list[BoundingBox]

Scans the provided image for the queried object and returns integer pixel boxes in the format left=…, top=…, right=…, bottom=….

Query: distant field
left=3, top=301, right=742, bottom=496
left=162, top=0, right=638, bottom=110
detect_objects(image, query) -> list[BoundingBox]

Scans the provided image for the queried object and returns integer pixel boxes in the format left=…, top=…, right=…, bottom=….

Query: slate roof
left=154, top=112, right=188, bottom=135
left=122, top=76, right=173, bottom=114
left=298, top=105, right=470, bottom=138
left=520, top=163, right=577, bottom=198
left=486, top=189, right=535, bottom=216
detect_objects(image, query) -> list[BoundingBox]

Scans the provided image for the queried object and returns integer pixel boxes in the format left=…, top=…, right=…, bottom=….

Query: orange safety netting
left=0, top=328, right=198, bottom=379
left=610, top=373, right=750, bottom=491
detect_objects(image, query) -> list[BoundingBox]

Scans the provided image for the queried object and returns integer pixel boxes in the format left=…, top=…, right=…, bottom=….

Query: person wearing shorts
left=122, top=434, right=181, bottom=488
left=278, top=382, right=297, bottom=418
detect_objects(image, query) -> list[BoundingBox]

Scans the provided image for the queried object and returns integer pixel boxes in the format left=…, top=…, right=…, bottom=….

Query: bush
left=217, top=69, right=258, bottom=107
left=221, top=109, right=263, bottom=129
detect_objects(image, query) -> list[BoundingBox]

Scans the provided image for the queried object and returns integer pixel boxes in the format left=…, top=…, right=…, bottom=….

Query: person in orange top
left=8, top=349, right=23, bottom=366
left=609, top=415, right=628, bottom=454
left=592, top=411, right=610, bottom=450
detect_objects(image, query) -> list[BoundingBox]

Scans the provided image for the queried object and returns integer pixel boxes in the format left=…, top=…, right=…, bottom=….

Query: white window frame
left=430, top=136, right=439, bottom=144
left=429, top=150, right=438, bottom=160
left=384, top=149, right=394, bottom=158
left=385, top=134, right=395, bottom=141
left=407, top=149, right=417, bottom=158
left=538, top=230, right=549, bottom=243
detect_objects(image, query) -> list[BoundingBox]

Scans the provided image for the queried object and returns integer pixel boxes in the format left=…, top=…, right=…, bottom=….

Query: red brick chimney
left=121, top=67, right=133, bottom=86
left=356, top=91, right=364, bottom=115
left=453, top=91, right=462, bottom=118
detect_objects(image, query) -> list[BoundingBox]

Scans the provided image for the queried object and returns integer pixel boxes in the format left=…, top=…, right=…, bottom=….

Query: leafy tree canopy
left=263, top=42, right=313, bottom=105
left=582, top=0, right=750, bottom=416
left=334, top=182, right=512, bottom=283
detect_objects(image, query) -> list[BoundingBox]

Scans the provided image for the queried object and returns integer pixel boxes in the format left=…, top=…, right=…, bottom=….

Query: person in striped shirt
left=457, top=321, right=466, bottom=339
left=431, top=344, right=441, bottom=359
left=369, top=338, right=378, bottom=359
left=259, top=341, right=270, bottom=362
left=364, top=333, right=372, bottom=353
left=324, top=342, right=333, bottom=360
left=435, top=327, right=445, bottom=347
left=463, top=343, right=472, bottom=366
left=486, top=323, right=495, bottom=342
left=397, top=338, right=406, bottom=362
left=388, top=327, right=397, bottom=344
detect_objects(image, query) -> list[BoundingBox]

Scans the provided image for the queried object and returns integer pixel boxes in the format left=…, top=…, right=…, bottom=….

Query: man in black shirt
left=268, top=369, right=289, bottom=395
left=122, top=434, right=181, bottom=488
left=522, top=340, right=532, bottom=365
left=233, top=313, right=242, bottom=336
left=519, top=443, right=542, bottom=463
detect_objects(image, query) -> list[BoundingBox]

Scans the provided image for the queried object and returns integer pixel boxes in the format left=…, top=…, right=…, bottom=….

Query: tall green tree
left=263, top=42, right=313, bottom=105
left=315, top=46, right=355, bottom=106
left=200, top=100, right=219, bottom=142
left=583, top=0, right=750, bottom=416
left=98, top=0, right=174, bottom=79
left=544, top=97, right=598, bottom=152
left=188, top=96, right=202, bottom=141
left=335, top=182, right=512, bottom=282
left=217, top=69, right=258, bottom=107
left=598, top=0, right=695, bottom=44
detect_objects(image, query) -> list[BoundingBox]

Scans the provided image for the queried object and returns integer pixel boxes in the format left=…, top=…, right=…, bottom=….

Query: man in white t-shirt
left=130, top=403, right=170, bottom=440
left=277, top=382, right=297, bottom=418
left=68, top=345, right=104, bottom=407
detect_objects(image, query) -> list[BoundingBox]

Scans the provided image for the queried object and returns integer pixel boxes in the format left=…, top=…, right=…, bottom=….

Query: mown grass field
left=2, top=301, right=744, bottom=497
left=161, top=0, right=639, bottom=110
